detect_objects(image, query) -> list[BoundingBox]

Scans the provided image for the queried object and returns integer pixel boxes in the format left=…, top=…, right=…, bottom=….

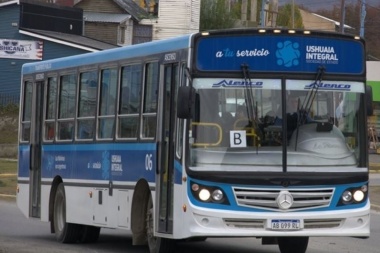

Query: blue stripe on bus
left=187, top=177, right=368, bottom=212
left=19, top=143, right=157, bottom=182
left=19, top=143, right=184, bottom=185
left=22, top=35, right=192, bottom=75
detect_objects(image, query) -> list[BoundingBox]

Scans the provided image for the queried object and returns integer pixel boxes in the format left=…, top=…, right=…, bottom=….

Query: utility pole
left=242, top=0, right=248, bottom=26
left=339, top=0, right=345, bottom=34
left=260, top=0, right=266, bottom=27
left=250, top=0, right=258, bottom=24
left=360, top=0, right=366, bottom=37
left=291, top=0, right=294, bottom=29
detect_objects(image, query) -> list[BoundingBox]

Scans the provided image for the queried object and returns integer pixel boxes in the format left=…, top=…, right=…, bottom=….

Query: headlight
left=199, top=189, right=211, bottom=201
left=339, top=185, right=368, bottom=206
left=353, top=190, right=365, bottom=202
left=190, top=181, right=229, bottom=205
left=212, top=189, right=224, bottom=202
left=342, top=190, right=352, bottom=202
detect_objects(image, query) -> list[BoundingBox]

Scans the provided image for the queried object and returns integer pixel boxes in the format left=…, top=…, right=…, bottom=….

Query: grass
left=0, top=159, right=17, bottom=198
left=0, top=112, right=18, bottom=144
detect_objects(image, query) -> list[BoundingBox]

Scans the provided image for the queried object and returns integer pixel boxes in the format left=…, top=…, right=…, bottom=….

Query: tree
left=315, top=2, right=380, bottom=60
left=277, top=4, right=303, bottom=29
left=200, top=0, right=240, bottom=31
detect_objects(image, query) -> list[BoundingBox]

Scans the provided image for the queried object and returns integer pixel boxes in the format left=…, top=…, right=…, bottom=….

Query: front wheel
left=53, top=183, right=80, bottom=243
left=146, top=193, right=176, bottom=253
left=278, top=237, right=309, bottom=253
left=79, top=225, right=101, bottom=243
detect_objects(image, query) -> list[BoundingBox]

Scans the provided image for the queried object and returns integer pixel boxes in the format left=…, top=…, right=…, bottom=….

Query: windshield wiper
left=294, top=66, right=326, bottom=151
left=241, top=63, right=260, bottom=152
left=241, top=63, right=256, bottom=123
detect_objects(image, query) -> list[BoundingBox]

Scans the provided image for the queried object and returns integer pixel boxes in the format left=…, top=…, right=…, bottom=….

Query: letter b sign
left=230, top=131, right=247, bottom=148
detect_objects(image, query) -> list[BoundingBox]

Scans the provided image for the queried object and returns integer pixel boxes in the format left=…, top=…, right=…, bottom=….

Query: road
left=370, top=173, right=380, bottom=186
left=0, top=199, right=379, bottom=253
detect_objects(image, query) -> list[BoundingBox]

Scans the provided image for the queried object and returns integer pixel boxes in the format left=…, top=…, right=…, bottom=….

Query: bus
left=17, top=28, right=371, bottom=253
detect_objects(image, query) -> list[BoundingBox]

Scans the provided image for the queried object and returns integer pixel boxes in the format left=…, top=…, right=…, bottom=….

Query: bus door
left=29, top=80, right=44, bottom=218
left=156, top=63, right=179, bottom=234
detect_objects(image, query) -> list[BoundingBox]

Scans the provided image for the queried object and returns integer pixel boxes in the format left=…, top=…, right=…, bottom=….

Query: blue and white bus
left=17, top=28, right=370, bottom=253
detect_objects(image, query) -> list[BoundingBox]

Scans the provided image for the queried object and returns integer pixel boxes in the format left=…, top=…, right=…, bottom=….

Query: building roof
left=312, top=13, right=354, bottom=30
left=0, top=0, right=18, bottom=7
left=19, top=28, right=119, bottom=52
left=84, top=11, right=131, bottom=23
left=113, top=0, right=149, bottom=21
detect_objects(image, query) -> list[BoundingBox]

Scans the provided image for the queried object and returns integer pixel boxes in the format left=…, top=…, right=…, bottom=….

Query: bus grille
left=233, top=187, right=334, bottom=211
left=224, top=218, right=265, bottom=229
left=304, top=219, right=342, bottom=229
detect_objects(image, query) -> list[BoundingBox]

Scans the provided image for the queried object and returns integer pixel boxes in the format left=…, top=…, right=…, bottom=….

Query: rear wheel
left=146, top=194, right=176, bottom=253
left=53, top=183, right=80, bottom=243
left=278, top=237, right=309, bottom=253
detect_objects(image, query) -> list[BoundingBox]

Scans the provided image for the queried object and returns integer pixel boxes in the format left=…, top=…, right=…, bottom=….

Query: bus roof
left=21, top=33, right=193, bottom=75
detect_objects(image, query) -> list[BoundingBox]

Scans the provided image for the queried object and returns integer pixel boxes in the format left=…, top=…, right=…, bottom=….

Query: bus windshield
left=189, top=78, right=364, bottom=172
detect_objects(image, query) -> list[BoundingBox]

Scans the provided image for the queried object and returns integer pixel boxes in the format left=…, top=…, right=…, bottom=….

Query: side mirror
left=177, top=86, right=195, bottom=119
left=366, top=85, right=373, bottom=116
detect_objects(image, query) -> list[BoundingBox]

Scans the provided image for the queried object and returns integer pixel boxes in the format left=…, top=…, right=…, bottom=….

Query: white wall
left=367, top=61, right=380, bottom=81
left=140, top=0, right=200, bottom=40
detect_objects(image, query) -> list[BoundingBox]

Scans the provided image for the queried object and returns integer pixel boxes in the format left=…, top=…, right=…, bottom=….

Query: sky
left=278, top=0, right=380, bottom=11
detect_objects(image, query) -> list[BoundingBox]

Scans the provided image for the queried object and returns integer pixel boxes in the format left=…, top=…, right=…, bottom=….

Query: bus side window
left=118, top=64, right=141, bottom=139
left=44, top=77, right=57, bottom=141
left=98, top=68, right=117, bottom=139
left=21, top=81, right=33, bottom=142
left=141, top=62, right=158, bottom=139
left=77, top=71, right=97, bottom=140
left=57, top=74, right=76, bottom=141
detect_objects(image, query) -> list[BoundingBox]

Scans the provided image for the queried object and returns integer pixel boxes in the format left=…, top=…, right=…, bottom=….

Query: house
left=139, top=0, right=200, bottom=40
left=74, top=0, right=200, bottom=44
left=75, top=0, right=152, bottom=45
left=0, top=0, right=118, bottom=104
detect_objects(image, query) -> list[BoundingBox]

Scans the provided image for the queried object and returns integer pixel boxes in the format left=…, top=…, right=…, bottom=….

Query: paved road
left=0, top=199, right=379, bottom=253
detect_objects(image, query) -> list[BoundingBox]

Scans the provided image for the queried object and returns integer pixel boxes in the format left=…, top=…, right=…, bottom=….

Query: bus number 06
left=145, top=154, right=153, bottom=171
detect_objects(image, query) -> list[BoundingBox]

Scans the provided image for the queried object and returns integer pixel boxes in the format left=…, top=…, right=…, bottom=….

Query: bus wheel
left=278, top=237, right=309, bottom=253
left=53, top=183, right=80, bottom=243
left=146, top=194, right=176, bottom=253
left=79, top=225, right=101, bottom=243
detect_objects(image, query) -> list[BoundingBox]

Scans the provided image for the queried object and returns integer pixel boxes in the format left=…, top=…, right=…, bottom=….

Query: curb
left=371, top=204, right=380, bottom=212
left=0, top=193, right=16, bottom=198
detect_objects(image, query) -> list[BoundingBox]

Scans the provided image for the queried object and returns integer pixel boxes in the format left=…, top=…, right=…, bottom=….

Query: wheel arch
left=131, top=178, right=151, bottom=245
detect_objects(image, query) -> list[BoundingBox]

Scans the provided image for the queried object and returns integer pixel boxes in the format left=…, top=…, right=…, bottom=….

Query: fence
left=0, top=93, right=19, bottom=106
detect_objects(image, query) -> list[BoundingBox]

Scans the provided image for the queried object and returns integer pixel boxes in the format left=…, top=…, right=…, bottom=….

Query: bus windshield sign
left=195, top=34, right=364, bottom=75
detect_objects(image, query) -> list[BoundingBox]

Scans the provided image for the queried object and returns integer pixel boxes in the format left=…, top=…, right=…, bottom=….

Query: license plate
left=270, top=219, right=302, bottom=230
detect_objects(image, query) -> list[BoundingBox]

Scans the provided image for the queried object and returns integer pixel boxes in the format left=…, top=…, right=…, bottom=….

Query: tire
left=278, top=237, right=309, bottom=253
left=53, top=183, right=81, bottom=243
left=146, top=194, right=176, bottom=253
left=79, top=225, right=101, bottom=243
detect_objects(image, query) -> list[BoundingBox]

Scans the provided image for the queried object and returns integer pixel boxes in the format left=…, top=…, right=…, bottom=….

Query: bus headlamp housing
left=339, top=184, right=368, bottom=205
left=190, top=182, right=229, bottom=205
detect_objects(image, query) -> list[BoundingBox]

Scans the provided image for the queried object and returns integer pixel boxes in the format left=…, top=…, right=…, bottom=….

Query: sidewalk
left=369, top=153, right=380, bottom=172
